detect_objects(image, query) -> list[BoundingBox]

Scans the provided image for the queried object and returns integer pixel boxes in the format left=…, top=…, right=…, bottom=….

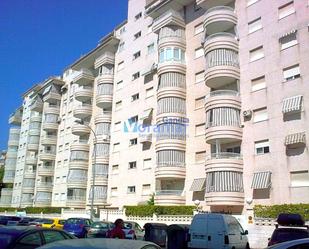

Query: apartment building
left=0, top=0, right=308, bottom=216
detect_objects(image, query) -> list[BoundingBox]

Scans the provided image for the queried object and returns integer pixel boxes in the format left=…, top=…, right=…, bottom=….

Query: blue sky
left=0, top=0, right=128, bottom=150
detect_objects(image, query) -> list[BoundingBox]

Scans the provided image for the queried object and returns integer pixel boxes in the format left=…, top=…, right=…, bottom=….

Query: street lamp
left=75, top=119, right=97, bottom=220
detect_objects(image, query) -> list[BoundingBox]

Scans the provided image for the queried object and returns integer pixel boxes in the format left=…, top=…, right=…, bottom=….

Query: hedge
left=254, top=204, right=309, bottom=220
left=0, top=207, right=63, bottom=214
left=124, top=205, right=195, bottom=217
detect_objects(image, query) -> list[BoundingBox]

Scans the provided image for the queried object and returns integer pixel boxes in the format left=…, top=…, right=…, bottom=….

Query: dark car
left=63, top=218, right=92, bottom=238
left=88, top=221, right=114, bottom=238
left=0, top=216, right=22, bottom=226
left=18, top=217, right=38, bottom=226
left=29, top=218, right=55, bottom=227
left=0, top=226, right=76, bottom=249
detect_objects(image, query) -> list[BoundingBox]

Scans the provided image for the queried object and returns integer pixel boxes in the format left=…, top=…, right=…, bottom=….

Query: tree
left=147, top=193, right=155, bottom=206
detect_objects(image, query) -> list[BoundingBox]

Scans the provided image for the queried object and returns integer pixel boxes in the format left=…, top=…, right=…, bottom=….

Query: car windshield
left=91, top=222, right=109, bottom=229
left=123, top=222, right=133, bottom=229
left=58, top=220, right=66, bottom=225
left=273, top=229, right=309, bottom=243
left=66, top=219, right=84, bottom=224
left=0, top=234, right=14, bottom=247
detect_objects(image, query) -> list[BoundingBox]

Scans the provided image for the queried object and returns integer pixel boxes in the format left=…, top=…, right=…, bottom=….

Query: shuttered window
left=255, top=140, right=270, bottom=155
left=195, top=96, right=205, bottom=109
left=195, top=47, right=204, bottom=58
left=195, top=151, right=206, bottom=163
left=195, top=71, right=204, bottom=83
left=142, top=184, right=151, bottom=195
left=251, top=76, right=266, bottom=91
left=248, top=17, right=262, bottom=33
left=278, top=1, right=295, bottom=20
left=253, top=107, right=268, bottom=122
left=195, top=123, right=205, bottom=136
left=290, top=171, right=309, bottom=187
left=117, top=61, right=124, bottom=71
left=280, top=31, right=297, bottom=50
left=249, top=46, right=264, bottom=62
left=283, top=64, right=300, bottom=81
left=143, top=158, right=152, bottom=169
left=194, top=23, right=204, bottom=35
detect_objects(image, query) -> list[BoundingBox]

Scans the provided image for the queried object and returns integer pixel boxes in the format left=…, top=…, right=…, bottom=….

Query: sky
left=0, top=0, right=128, bottom=150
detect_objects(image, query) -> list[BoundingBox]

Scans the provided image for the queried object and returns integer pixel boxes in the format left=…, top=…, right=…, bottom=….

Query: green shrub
left=0, top=207, right=63, bottom=214
left=124, top=205, right=195, bottom=217
left=254, top=204, right=309, bottom=220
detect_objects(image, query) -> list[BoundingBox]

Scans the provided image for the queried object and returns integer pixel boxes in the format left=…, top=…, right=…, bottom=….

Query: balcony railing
left=205, top=90, right=239, bottom=99
left=205, top=6, right=235, bottom=15
left=155, top=190, right=183, bottom=196
left=204, top=32, right=237, bottom=43
left=207, top=152, right=242, bottom=160
left=67, top=195, right=86, bottom=201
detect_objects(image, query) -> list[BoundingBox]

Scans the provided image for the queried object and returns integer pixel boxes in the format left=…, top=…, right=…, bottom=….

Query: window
left=195, top=151, right=206, bottom=163
left=117, top=61, right=124, bottom=71
left=132, top=72, right=140, bottom=80
left=195, top=71, right=204, bottom=83
left=129, top=138, right=138, bottom=146
left=147, top=43, right=155, bottom=54
left=128, top=115, right=138, bottom=124
left=248, top=17, right=262, bottom=34
left=142, top=184, right=151, bottom=195
left=135, top=12, right=142, bottom=21
left=112, top=165, right=119, bottom=174
left=134, top=31, right=141, bottom=40
left=195, top=47, right=204, bottom=59
left=133, top=51, right=141, bottom=60
left=118, top=42, right=124, bottom=52
left=42, top=231, right=66, bottom=244
left=131, top=93, right=139, bottom=102
left=283, top=64, right=300, bottom=81
left=278, top=1, right=295, bottom=20
left=54, top=193, right=60, bottom=201
left=111, top=187, right=118, bottom=197
left=146, top=87, right=154, bottom=98
left=290, top=171, right=309, bottom=187
left=16, top=232, right=42, bottom=247
left=115, top=101, right=122, bottom=111
left=116, top=80, right=123, bottom=90
left=143, top=158, right=152, bottom=169
left=113, top=143, right=120, bottom=152
left=194, top=23, right=204, bottom=35
left=195, top=123, right=205, bottom=136
left=249, top=46, right=264, bottom=62
left=255, top=140, right=270, bottom=155
left=280, top=32, right=298, bottom=50
left=159, top=47, right=185, bottom=63
left=114, top=121, right=121, bottom=131
left=247, top=0, right=259, bottom=6
left=129, top=161, right=137, bottom=169
left=251, top=76, right=266, bottom=91
left=253, top=107, right=268, bottom=122
left=195, top=96, right=205, bottom=109
left=127, top=186, right=136, bottom=194
left=119, top=26, right=126, bottom=34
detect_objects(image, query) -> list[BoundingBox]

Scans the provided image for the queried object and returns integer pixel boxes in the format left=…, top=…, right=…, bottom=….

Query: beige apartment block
left=1, top=0, right=308, bottom=216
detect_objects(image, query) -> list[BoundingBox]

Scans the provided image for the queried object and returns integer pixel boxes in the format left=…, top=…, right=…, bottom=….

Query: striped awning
left=251, top=171, right=272, bottom=189
left=279, top=29, right=297, bottom=41
left=282, top=95, right=303, bottom=114
left=190, top=178, right=206, bottom=191
left=285, top=132, right=306, bottom=146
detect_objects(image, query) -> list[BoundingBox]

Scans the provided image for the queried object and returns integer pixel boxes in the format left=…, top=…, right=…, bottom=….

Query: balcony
left=75, top=86, right=93, bottom=102
left=35, top=197, right=52, bottom=207
left=39, top=151, right=56, bottom=161
left=139, top=133, right=152, bottom=144
left=203, top=32, right=238, bottom=54
left=73, top=104, right=92, bottom=119
left=36, top=182, right=53, bottom=192
left=72, top=123, right=91, bottom=136
left=6, top=150, right=17, bottom=158
left=22, top=185, right=35, bottom=194
left=157, top=59, right=186, bottom=76
left=30, top=115, right=42, bottom=123
left=1, top=188, right=12, bottom=196
left=96, top=73, right=114, bottom=84
left=44, top=106, right=60, bottom=115
left=30, top=100, right=43, bottom=112
left=43, top=91, right=61, bottom=103
left=204, top=6, right=237, bottom=35
left=152, top=9, right=185, bottom=33
left=67, top=177, right=88, bottom=189
left=24, top=171, right=36, bottom=179
left=155, top=166, right=186, bottom=179
left=3, top=171, right=15, bottom=183
left=196, top=0, right=236, bottom=10
left=73, top=69, right=94, bottom=85
left=37, top=166, right=54, bottom=176
left=205, top=191, right=244, bottom=206
left=27, top=143, right=39, bottom=151
left=26, top=157, right=38, bottom=165
left=88, top=196, right=107, bottom=206
left=66, top=196, right=86, bottom=208
left=205, top=152, right=243, bottom=172
left=21, top=196, right=33, bottom=206
left=9, top=113, right=21, bottom=125
left=94, top=112, right=112, bottom=124
left=91, top=174, right=108, bottom=186
left=205, top=90, right=241, bottom=110
left=94, top=52, right=115, bottom=68
left=96, top=84, right=113, bottom=109
left=42, top=122, right=59, bottom=131
left=41, top=135, right=57, bottom=145
left=154, top=190, right=186, bottom=205
left=158, top=26, right=186, bottom=49
left=0, top=188, right=12, bottom=207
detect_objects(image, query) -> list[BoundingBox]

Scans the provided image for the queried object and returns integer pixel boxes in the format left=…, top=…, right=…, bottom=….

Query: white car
left=267, top=238, right=309, bottom=248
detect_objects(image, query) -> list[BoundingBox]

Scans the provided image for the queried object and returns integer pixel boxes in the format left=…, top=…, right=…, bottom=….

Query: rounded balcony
left=39, top=152, right=56, bottom=161
left=29, top=128, right=40, bottom=136
left=36, top=182, right=53, bottom=192
left=205, top=125, right=242, bottom=144
left=203, top=6, right=237, bottom=35
left=8, top=140, right=19, bottom=147
left=155, top=166, right=186, bottom=179
left=155, top=139, right=186, bottom=152
left=205, top=90, right=241, bottom=110
left=26, top=157, right=38, bottom=165
left=96, top=156, right=110, bottom=165
left=154, top=190, right=186, bottom=205
left=37, top=166, right=54, bottom=176
left=95, top=113, right=112, bottom=124
left=42, top=122, right=59, bottom=131
left=72, top=123, right=91, bottom=136
left=41, top=136, right=57, bottom=146
left=24, top=171, right=36, bottom=179
left=158, top=27, right=186, bottom=50
left=91, top=175, right=108, bottom=186
left=44, top=106, right=60, bottom=116
left=205, top=153, right=243, bottom=172
left=96, top=73, right=114, bottom=84
left=73, top=104, right=92, bottom=119
left=71, top=143, right=90, bottom=152
left=6, top=151, right=17, bottom=158
left=156, top=96, right=186, bottom=122
left=22, top=187, right=35, bottom=194
left=35, top=198, right=51, bottom=207
left=75, top=87, right=93, bottom=102
left=96, top=94, right=113, bottom=109
left=30, top=115, right=42, bottom=123
left=67, top=180, right=87, bottom=189
left=66, top=196, right=86, bottom=208
left=205, top=191, right=244, bottom=206
left=87, top=197, right=107, bottom=206
left=27, top=143, right=39, bottom=151
left=204, top=32, right=238, bottom=54
left=157, top=61, right=186, bottom=76
left=73, top=69, right=94, bottom=86
left=69, top=160, right=89, bottom=170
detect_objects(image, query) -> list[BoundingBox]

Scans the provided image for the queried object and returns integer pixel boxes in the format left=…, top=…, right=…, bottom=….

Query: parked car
left=37, top=238, right=161, bottom=249
left=188, top=213, right=250, bottom=249
left=41, top=218, right=66, bottom=229
left=267, top=238, right=309, bottom=248
left=63, top=218, right=92, bottom=238
left=268, top=214, right=309, bottom=246
left=88, top=221, right=114, bottom=238
left=0, top=216, right=22, bottom=226
left=0, top=226, right=76, bottom=249
left=29, top=218, right=55, bottom=227
left=123, top=221, right=145, bottom=240
left=18, top=217, right=39, bottom=226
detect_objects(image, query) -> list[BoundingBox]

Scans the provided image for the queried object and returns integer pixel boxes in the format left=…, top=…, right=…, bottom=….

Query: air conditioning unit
left=243, top=110, right=252, bottom=118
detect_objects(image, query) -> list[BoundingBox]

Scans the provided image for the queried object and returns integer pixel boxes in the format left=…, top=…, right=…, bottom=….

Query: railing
left=156, top=162, right=185, bottom=167
left=78, top=68, right=93, bottom=76
left=205, top=90, right=239, bottom=99
left=67, top=195, right=86, bottom=201
left=156, top=190, right=183, bottom=196
left=36, top=182, right=53, bottom=187
left=97, top=84, right=113, bottom=95
left=206, top=121, right=241, bottom=128
left=204, top=32, right=237, bottom=42
left=205, top=6, right=235, bottom=15
left=153, top=9, right=184, bottom=25
left=205, top=49, right=239, bottom=68
left=207, top=152, right=242, bottom=160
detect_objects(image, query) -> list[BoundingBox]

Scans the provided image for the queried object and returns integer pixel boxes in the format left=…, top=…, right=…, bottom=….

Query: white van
left=188, top=213, right=250, bottom=249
